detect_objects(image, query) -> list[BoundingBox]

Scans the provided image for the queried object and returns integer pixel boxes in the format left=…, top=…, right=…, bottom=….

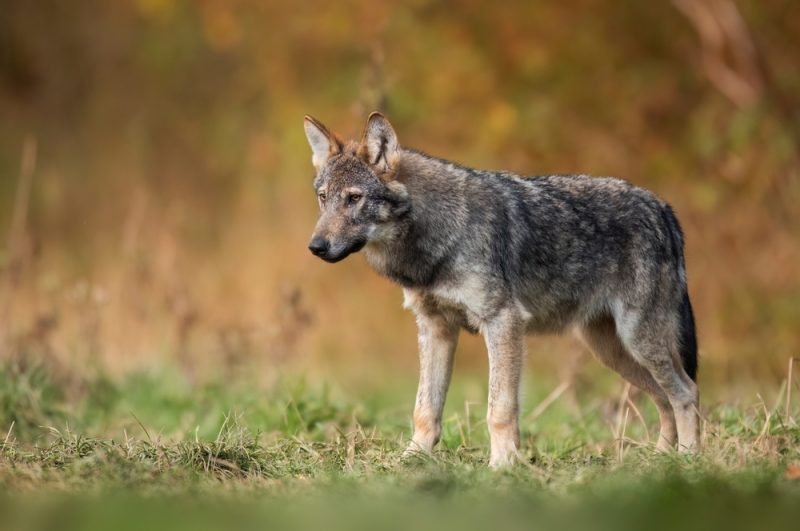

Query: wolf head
left=304, top=112, right=410, bottom=263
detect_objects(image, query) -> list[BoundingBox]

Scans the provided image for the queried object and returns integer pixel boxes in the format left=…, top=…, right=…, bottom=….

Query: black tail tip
left=679, top=292, right=698, bottom=382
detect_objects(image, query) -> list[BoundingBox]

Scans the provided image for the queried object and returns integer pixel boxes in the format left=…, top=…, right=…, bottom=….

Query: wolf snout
left=308, top=236, right=329, bottom=257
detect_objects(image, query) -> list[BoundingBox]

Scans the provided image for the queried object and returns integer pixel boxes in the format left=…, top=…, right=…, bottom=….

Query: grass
left=1, top=359, right=799, bottom=531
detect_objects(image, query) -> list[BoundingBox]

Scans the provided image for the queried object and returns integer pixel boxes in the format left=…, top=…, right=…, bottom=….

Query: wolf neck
left=365, top=148, right=469, bottom=288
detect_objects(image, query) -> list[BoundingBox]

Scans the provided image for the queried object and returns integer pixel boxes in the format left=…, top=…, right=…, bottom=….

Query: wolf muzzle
left=308, top=236, right=367, bottom=263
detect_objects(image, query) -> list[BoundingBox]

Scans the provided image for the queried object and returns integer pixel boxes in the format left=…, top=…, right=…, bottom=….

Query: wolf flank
left=304, top=112, right=699, bottom=468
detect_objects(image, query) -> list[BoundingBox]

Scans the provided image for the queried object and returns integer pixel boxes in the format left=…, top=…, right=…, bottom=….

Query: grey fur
left=304, top=112, right=699, bottom=467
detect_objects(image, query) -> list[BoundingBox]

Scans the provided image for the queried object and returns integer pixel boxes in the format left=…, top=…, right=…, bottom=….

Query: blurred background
left=1, top=0, right=798, bottom=398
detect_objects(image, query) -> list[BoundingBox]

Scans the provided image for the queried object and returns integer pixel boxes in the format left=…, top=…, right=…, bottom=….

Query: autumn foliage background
left=1, top=0, right=799, bottom=395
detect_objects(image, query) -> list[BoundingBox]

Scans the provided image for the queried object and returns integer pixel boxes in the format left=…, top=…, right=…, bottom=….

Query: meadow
left=1, top=354, right=799, bottom=530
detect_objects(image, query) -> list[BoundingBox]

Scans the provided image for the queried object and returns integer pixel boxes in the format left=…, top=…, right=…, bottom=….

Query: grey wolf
left=303, top=112, right=699, bottom=467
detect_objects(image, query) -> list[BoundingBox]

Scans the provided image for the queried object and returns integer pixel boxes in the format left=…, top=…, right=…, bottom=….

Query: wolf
left=303, top=112, right=699, bottom=467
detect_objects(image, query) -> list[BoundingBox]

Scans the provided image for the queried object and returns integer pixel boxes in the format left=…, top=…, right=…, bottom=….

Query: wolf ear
left=358, top=112, right=399, bottom=179
left=304, top=115, right=342, bottom=170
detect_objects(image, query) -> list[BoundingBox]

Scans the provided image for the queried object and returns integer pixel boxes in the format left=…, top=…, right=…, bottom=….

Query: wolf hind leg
left=616, top=310, right=700, bottom=453
left=576, top=315, right=677, bottom=451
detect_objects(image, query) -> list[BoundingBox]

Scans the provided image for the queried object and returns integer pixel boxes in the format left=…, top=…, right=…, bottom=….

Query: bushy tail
left=662, top=204, right=698, bottom=382
left=679, top=291, right=698, bottom=382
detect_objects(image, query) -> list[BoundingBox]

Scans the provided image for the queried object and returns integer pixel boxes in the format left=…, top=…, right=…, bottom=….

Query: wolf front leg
left=404, top=310, right=459, bottom=457
left=483, top=309, right=525, bottom=468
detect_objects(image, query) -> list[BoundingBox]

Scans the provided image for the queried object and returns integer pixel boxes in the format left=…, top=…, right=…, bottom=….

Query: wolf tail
left=679, top=291, right=698, bottom=382
left=661, top=204, right=698, bottom=382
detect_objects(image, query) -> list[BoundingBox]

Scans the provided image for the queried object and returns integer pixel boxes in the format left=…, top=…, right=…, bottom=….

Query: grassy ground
left=1, top=359, right=799, bottom=531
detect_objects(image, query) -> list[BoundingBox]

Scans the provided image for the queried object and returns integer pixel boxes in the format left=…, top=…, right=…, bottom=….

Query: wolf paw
left=402, top=441, right=433, bottom=461
left=489, top=447, right=520, bottom=469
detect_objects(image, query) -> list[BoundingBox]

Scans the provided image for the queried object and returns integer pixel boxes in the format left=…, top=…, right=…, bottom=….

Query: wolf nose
left=308, top=237, right=329, bottom=257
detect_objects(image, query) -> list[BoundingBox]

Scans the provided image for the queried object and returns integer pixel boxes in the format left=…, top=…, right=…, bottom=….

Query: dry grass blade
left=6, top=136, right=37, bottom=258
left=787, top=357, right=797, bottom=426
left=618, top=407, right=630, bottom=462
left=625, top=395, right=650, bottom=443
left=345, top=431, right=356, bottom=471
left=2, top=421, right=15, bottom=450
left=614, top=383, right=632, bottom=440
left=0, top=136, right=37, bottom=355
left=527, top=381, right=570, bottom=421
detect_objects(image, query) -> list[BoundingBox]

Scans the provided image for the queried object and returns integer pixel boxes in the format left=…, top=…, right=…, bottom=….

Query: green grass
left=1, top=359, right=799, bottom=531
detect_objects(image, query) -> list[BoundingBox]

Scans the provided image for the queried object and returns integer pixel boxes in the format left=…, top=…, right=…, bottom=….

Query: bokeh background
left=1, top=0, right=798, bottom=397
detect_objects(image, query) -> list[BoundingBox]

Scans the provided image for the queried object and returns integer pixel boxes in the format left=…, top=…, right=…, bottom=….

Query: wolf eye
left=346, top=193, right=363, bottom=206
left=318, top=191, right=327, bottom=203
